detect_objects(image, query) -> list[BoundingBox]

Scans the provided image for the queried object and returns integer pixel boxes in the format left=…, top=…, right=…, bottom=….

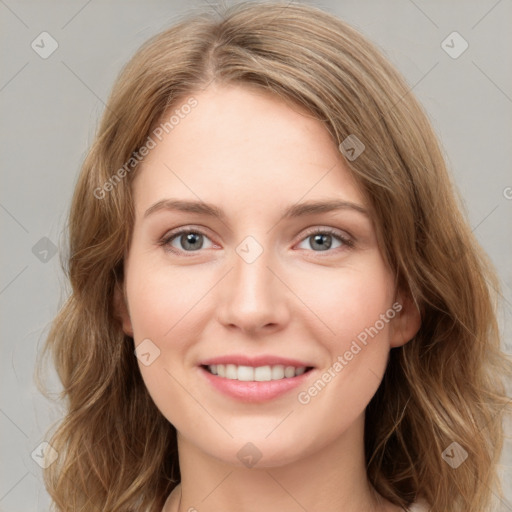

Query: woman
left=36, top=2, right=511, bottom=511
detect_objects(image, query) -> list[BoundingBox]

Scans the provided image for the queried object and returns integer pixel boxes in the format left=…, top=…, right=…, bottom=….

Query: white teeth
left=206, top=364, right=309, bottom=381
left=254, top=366, right=271, bottom=381
left=225, top=364, right=237, bottom=379
left=284, top=366, right=296, bottom=378
left=237, top=365, right=254, bottom=381
left=271, top=365, right=284, bottom=380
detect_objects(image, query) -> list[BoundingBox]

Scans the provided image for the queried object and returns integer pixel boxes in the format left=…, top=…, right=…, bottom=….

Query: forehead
left=132, top=84, right=365, bottom=216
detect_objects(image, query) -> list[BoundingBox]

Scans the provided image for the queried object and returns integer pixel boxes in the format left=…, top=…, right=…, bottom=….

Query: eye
left=296, top=227, right=354, bottom=252
left=160, top=228, right=215, bottom=254
left=159, top=226, right=354, bottom=256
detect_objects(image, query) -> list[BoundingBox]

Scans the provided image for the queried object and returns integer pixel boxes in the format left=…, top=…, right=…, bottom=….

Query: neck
left=168, top=413, right=390, bottom=512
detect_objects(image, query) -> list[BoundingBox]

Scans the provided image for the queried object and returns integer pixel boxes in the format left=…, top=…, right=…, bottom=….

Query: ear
left=389, top=290, right=421, bottom=348
left=113, top=282, right=134, bottom=337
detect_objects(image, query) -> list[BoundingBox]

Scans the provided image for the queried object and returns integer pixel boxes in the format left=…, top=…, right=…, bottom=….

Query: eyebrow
left=144, top=198, right=369, bottom=221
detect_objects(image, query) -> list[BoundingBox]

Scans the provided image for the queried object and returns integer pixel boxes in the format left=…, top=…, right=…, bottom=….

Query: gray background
left=1, top=0, right=511, bottom=510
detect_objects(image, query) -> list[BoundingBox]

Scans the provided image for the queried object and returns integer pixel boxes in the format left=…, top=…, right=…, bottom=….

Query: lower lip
left=199, top=366, right=314, bottom=402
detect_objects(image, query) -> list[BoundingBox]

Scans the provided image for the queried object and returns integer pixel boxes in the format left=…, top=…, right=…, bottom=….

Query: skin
left=115, top=84, right=421, bottom=512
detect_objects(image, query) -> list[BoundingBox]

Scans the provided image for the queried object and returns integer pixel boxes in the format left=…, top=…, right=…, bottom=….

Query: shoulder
left=406, top=499, right=430, bottom=512
left=162, top=484, right=181, bottom=512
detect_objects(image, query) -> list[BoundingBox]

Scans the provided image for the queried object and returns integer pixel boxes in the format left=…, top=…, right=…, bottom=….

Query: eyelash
left=158, top=226, right=355, bottom=256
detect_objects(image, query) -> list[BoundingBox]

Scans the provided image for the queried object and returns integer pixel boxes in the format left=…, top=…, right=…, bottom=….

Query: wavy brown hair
left=36, top=1, right=512, bottom=511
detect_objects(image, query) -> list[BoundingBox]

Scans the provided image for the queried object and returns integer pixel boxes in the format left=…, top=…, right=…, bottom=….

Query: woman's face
left=117, top=84, right=419, bottom=467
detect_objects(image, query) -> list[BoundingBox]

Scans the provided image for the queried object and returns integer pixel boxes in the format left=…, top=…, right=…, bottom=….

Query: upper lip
left=199, top=354, right=315, bottom=368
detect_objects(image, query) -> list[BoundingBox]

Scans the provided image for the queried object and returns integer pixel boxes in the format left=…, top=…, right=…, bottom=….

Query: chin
left=203, top=434, right=316, bottom=470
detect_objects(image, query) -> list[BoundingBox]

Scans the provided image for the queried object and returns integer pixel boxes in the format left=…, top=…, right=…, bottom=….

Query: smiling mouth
left=201, top=364, right=315, bottom=382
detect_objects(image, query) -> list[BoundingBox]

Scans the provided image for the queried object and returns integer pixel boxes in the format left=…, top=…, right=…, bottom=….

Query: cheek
left=292, top=256, right=396, bottom=413
left=126, top=257, right=217, bottom=371
left=127, top=258, right=199, bottom=336
left=126, top=261, right=206, bottom=424
left=292, top=258, right=394, bottom=349
left=292, top=267, right=394, bottom=437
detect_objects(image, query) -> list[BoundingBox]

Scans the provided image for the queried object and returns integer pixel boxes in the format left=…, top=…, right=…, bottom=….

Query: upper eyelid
left=162, top=225, right=216, bottom=241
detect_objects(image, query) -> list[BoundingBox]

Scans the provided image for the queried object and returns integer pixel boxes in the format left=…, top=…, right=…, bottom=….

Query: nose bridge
left=217, top=234, right=288, bottom=332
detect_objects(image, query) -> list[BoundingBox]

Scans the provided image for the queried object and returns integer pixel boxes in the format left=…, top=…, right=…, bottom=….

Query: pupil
left=312, top=234, right=331, bottom=251
left=183, top=233, right=202, bottom=250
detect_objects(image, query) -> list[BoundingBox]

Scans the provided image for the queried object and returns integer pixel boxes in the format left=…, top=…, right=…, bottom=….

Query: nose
left=216, top=242, right=290, bottom=335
